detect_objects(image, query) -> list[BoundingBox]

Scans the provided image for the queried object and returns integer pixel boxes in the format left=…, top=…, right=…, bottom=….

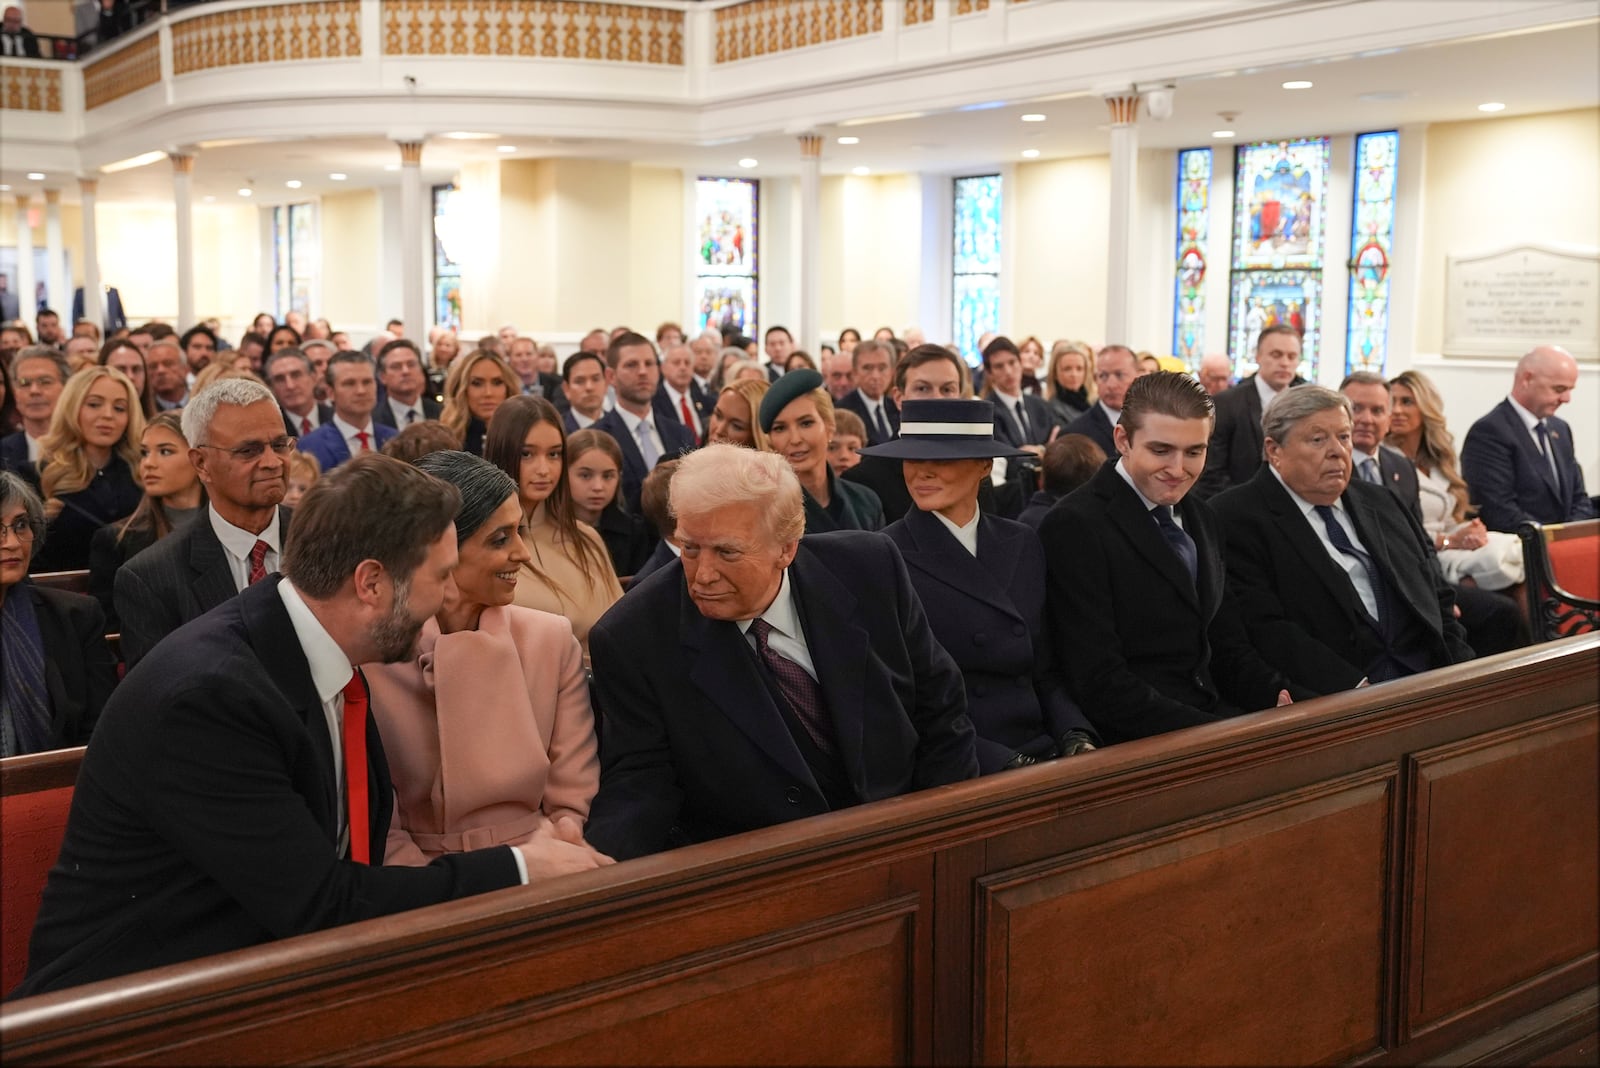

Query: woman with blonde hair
left=441, top=348, right=519, bottom=456
left=485, top=396, right=622, bottom=656
left=1044, top=340, right=1095, bottom=430
left=758, top=369, right=883, bottom=534
left=706, top=376, right=771, bottom=451
left=425, top=330, right=461, bottom=402
left=32, top=366, right=145, bottom=572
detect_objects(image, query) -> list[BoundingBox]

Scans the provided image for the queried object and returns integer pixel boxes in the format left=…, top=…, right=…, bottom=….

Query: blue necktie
left=1359, top=457, right=1381, bottom=485
left=1151, top=505, right=1197, bottom=586
left=636, top=419, right=661, bottom=468
left=1535, top=422, right=1560, bottom=484
left=1314, top=504, right=1386, bottom=628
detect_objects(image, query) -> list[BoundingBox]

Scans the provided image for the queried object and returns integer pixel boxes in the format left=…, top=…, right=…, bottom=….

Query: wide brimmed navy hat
left=857, top=399, right=1028, bottom=461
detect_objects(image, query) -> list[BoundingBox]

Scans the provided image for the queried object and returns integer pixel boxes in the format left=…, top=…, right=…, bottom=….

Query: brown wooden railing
left=2, top=636, right=1595, bottom=1064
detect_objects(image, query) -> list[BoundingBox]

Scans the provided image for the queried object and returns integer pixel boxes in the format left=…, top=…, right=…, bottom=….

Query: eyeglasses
left=1, top=515, right=34, bottom=542
left=196, top=437, right=296, bottom=461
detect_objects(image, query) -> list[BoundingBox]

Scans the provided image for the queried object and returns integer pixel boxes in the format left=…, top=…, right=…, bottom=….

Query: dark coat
left=837, top=390, right=900, bottom=446
left=296, top=421, right=399, bottom=472
left=1016, top=489, right=1061, bottom=530
left=1061, top=404, right=1117, bottom=458
left=627, top=539, right=677, bottom=588
left=371, top=395, right=443, bottom=430
left=1039, top=462, right=1303, bottom=744
left=32, top=457, right=143, bottom=574
left=592, top=408, right=696, bottom=516
left=1194, top=375, right=1307, bottom=500
left=802, top=468, right=884, bottom=534
left=989, top=392, right=1055, bottom=450
left=87, top=519, right=159, bottom=631
left=584, top=531, right=979, bottom=860
left=884, top=508, right=1094, bottom=771
left=1210, top=467, right=1475, bottom=693
left=592, top=501, right=655, bottom=577
left=18, top=577, right=519, bottom=997
left=1460, top=400, right=1595, bottom=531
left=0, top=430, right=33, bottom=479
left=281, top=402, right=334, bottom=439
left=114, top=505, right=293, bottom=667
left=12, top=583, right=116, bottom=752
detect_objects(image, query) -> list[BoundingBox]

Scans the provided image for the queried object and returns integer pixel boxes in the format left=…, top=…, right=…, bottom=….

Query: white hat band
left=897, top=421, right=996, bottom=437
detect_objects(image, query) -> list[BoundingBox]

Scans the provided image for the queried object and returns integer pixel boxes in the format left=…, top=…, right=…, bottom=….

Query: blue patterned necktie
left=1314, top=504, right=1387, bottom=627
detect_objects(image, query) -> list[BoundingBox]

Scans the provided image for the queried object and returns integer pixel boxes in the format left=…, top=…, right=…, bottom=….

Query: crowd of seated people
left=2, top=300, right=1593, bottom=998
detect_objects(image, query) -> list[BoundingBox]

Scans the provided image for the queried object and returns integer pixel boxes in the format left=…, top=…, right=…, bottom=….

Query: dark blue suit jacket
left=592, top=408, right=696, bottom=516
left=989, top=393, right=1055, bottom=450
left=296, top=421, right=398, bottom=472
left=837, top=390, right=900, bottom=446
left=1061, top=404, right=1116, bottom=458
left=0, top=430, right=35, bottom=485
left=584, top=531, right=979, bottom=860
left=1460, top=399, right=1594, bottom=531
left=884, top=507, right=1093, bottom=772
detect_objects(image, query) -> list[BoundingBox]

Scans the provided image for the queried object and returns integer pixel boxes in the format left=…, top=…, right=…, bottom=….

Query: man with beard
left=19, top=453, right=606, bottom=997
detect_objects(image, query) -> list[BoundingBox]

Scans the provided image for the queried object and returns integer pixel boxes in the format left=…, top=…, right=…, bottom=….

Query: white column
left=171, top=152, right=195, bottom=329
left=14, top=194, right=36, bottom=324
left=396, top=140, right=425, bottom=342
left=797, top=133, right=822, bottom=353
left=44, top=190, right=65, bottom=316
left=79, top=178, right=103, bottom=329
left=1103, top=91, right=1141, bottom=345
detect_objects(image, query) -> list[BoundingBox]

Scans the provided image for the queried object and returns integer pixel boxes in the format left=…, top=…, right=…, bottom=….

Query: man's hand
left=1056, top=730, right=1096, bottom=757
left=515, top=817, right=615, bottom=877
left=1276, top=689, right=1293, bottom=707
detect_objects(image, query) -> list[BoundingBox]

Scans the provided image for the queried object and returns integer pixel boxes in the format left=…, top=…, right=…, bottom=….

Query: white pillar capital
left=81, top=177, right=104, bottom=329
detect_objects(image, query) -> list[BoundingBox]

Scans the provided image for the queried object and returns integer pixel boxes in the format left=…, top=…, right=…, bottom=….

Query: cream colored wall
left=818, top=173, right=922, bottom=336
left=629, top=165, right=686, bottom=334
left=1011, top=155, right=1111, bottom=346
left=318, top=189, right=380, bottom=329
left=192, top=204, right=259, bottom=328
left=94, top=203, right=176, bottom=321
left=552, top=160, right=631, bottom=332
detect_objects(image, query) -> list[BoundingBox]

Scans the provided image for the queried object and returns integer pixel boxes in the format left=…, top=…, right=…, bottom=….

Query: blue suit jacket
left=0, top=430, right=34, bottom=484
left=584, top=531, right=979, bottom=860
left=296, top=421, right=398, bottom=472
left=1460, top=399, right=1594, bottom=531
left=592, top=408, right=696, bottom=515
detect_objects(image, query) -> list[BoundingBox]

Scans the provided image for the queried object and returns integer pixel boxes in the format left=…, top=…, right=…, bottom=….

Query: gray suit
left=114, top=505, right=293, bottom=667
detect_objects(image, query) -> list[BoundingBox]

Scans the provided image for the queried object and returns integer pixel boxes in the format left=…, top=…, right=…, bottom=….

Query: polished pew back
left=2, top=638, right=1596, bottom=1064
left=0, top=749, right=84, bottom=1000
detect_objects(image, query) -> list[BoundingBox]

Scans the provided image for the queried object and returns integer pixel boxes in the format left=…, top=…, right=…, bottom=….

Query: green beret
left=758, top=369, right=825, bottom=432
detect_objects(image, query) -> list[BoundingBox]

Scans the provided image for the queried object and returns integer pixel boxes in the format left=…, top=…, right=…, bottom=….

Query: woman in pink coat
left=365, top=450, right=605, bottom=866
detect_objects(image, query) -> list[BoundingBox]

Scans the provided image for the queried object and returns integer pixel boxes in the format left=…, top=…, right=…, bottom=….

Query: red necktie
left=341, top=672, right=370, bottom=864
left=300, top=416, right=312, bottom=436
left=355, top=430, right=372, bottom=452
left=680, top=394, right=700, bottom=446
left=248, top=539, right=269, bottom=585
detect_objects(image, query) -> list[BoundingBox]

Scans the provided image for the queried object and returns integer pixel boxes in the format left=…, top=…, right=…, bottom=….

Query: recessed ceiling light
left=26, top=172, right=45, bottom=180
left=237, top=188, right=253, bottom=197
left=442, top=131, right=497, bottom=140
left=1478, top=101, right=1506, bottom=113
left=836, top=136, right=860, bottom=145
left=285, top=179, right=303, bottom=189
left=1212, top=129, right=1236, bottom=139
left=1020, top=113, right=1046, bottom=122
left=738, top=158, right=758, bottom=168
left=1281, top=80, right=1313, bottom=90
left=851, top=166, right=871, bottom=175
left=1021, top=149, right=1040, bottom=159
left=328, top=172, right=347, bottom=181
left=496, top=144, right=517, bottom=153
left=0, top=184, right=10, bottom=192
left=383, top=163, right=400, bottom=171
left=100, top=150, right=167, bottom=174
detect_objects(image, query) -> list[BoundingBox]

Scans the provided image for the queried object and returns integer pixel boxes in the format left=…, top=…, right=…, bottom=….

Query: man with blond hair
left=584, top=443, right=978, bottom=860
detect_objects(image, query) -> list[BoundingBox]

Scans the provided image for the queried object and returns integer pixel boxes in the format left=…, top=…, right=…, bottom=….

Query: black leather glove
left=1056, top=730, right=1097, bottom=757
left=1002, top=751, right=1040, bottom=770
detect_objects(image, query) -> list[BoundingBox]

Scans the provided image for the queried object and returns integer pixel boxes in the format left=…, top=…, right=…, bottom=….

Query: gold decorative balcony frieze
left=904, top=0, right=935, bottom=25
left=173, top=1, right=361, bottom=74
left=83, top=33, right=160, bottom=109
left=955, top=0, right=991, bottom=14
left=381, top=1, right=684, bottom=65
left=714, top=0, right=883, bottom=64
left=0, top=63, right=62, bottom=112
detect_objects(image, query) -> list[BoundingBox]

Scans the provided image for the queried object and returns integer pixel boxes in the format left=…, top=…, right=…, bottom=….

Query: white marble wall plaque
left=1445, top=244, right=1599, bottom=360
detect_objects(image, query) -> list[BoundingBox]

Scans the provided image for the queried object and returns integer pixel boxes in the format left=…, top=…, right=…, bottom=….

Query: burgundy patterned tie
left=248, top=540, right=270, bottom=585
left=750, top=618, right=836, bottom=759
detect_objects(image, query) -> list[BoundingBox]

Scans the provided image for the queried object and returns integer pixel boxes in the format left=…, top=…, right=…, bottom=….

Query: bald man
left=1461, top=345, right=1594, bottom=532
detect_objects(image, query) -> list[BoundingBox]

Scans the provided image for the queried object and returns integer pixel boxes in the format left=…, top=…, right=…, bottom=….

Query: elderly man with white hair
left=583, top=443, right=978, bottom=861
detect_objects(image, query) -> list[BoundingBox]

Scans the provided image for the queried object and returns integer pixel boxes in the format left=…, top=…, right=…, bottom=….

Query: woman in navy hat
left=758, top=369, right=884, bottom=534
left=864, top=398, right=1098, bottom=773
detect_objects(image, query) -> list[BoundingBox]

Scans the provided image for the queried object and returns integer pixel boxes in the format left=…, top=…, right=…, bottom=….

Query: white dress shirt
left=736, top=570, right=818, bottom=681
left=856, top=390, right=891, bottom=435
left=932, top=508, right=981, bottom=556
left=25, top=433, right=42, bottom=463
left=1270, top=466, right=1380, bottom=620
left=209, top=505, right=283, bottom=592
left=663, top=383, right=702, bottom=438
left=993, top=388, right=1029, bottom=437
left=286, top=404, right=323, bottom=434
left=1114, top=458, right=1182, bottom=527
left=1254, top=374, right=1286, bottom=417
left=614, top=404, right=665, bottom=466
left=571, top=409, right=599, bottom=429
left=331, top=414, right=378, bottom=457
left=1507, top=394, right=1561, bottom=481
left=1098, top=400, right=1122, bottom=427
left=385, top=396, right=425, bottom=427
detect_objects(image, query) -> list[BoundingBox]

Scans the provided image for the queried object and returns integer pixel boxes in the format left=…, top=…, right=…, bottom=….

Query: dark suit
left=1039, top=462, right=1302, bottom=744
left=1211, top=468, right=1474, bottom=693
left=593, top=501, right=654, bottom=577
left=1016, top=489, right=1061, bottom=530
left=296, top=421, right=399, bottom=472
left=803, top=469, right=884, bottom=534
left=592, top=408, right=696, bottom=516
left=518, top=373, right=566, bottom=411
left=0, top=431, right=34, bottom=482
left=653, top=384, right=709, bottom=445
left=1194, top=375, right=1306, bottom=501
left=989, top=392, right=1054, bottom=450
left=88, top=520, right=159, bottom=631
left=585, top=531, right=979, bottom=860
left=1460, top=400, right=1594, bottom=531
left=1061, top=404, right=1117, bottom=458
left=837, top=390, right=900, bottom=447
left=12, top=583, right=116, bottom=752
left=628, top=540, right=677, bottom=588
left=18, top=577, right=519, bottom=996
left=114, top=505, right=293, bottom=667
left=371, top=395, right=442, bottom=430
left=1, top=28, right=40, bottom=57
left=281, top=402, right=334, bottom=439
left=885, top=508, right=1093, bottom=772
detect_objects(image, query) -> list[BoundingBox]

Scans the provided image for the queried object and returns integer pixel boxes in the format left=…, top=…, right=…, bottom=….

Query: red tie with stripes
left=300, top=416, right=311, bottom=436
left=341, top=672, right=370, bottom=864
left=248, top=540, right=269, bottom=585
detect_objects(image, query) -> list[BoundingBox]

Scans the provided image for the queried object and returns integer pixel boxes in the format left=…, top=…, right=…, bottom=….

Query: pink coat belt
left=406, top=811, right=546, bottom=854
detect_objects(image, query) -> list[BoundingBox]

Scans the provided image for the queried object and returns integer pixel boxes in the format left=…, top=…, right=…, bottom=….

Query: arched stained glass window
left=953, top=174, right=1001, bottom=366
left=1172, top=148, right=1211, bottom=366
left=1228, top=137, right=1330, bottom=378
left=1346, top=131, right=1399, bottom=374
left=694, top=177, right=759, bottom=336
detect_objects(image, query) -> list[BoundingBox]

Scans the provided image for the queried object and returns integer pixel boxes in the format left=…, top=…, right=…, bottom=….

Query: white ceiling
left=5, top=17, right=1596, bottom=206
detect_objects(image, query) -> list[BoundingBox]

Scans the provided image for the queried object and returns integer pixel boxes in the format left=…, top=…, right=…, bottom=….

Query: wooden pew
left=25, top=572, right=90, bottom=597
left=0, top=749, right=83, bottom=1000
left=2, top=637, right=1595, bottom=1065
left=1520, top=519, right=1600, bottom=640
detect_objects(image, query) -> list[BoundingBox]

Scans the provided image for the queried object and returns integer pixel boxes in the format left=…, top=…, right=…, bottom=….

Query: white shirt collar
left=276, top=578, right=355, bottom=705
left=572, top=409, right=599, bottom=429
left=737, top=568, right=799, bottom=636
left=1254, top=374, right=1285, bottom=413
left=332, top=413, right=375, bottom=441
left=663, top=383, right=690, bottom=406
left=387, top=396, right=422, bottom=423
left=855, top=388, right=883, bottom=413
left=1114, top=457, right=1163, bottom=514
left=209, top=503, right=282, bottom=562
left=614, top=404, right=652, bottom=435
left=1506, top=394, right=1543, bottom=433
left=993, top=388, right=1023, bottom=408
left=931, top=508, right=981, bottom=556
left=1269, top=463, right=1344, bottom=520
left=25, top=433, right=42, bottom=462
left=1098, top=399, right=1121, bottom=426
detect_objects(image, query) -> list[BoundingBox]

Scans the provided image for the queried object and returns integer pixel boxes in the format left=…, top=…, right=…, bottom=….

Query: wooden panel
left=1405, top=707, right=1600, bottom=1035
left=977, top=772, right=1394, bottom=1065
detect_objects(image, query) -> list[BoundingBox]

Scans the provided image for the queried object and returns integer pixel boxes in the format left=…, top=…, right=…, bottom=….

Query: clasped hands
left=514, top=816, right=615, bottom=878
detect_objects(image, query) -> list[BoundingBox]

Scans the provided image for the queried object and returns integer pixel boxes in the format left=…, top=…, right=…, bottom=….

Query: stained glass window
left=1172, top=148, right=1211, bottom=366
left=272, top=203, right=316, bottom=320
left=432, top=183, right=463, bottom=333
left=953, top=174, right=1001, bottom=365
left=694, top=178, right=758, bottom=336
left=1229, top=137, right=1330, bottom=377
left=1346, top=131, right=1399, bottom=374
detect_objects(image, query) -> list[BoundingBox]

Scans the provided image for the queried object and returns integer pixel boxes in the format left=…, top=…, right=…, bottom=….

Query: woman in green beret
left=759, top=369, right=884, bottom=534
